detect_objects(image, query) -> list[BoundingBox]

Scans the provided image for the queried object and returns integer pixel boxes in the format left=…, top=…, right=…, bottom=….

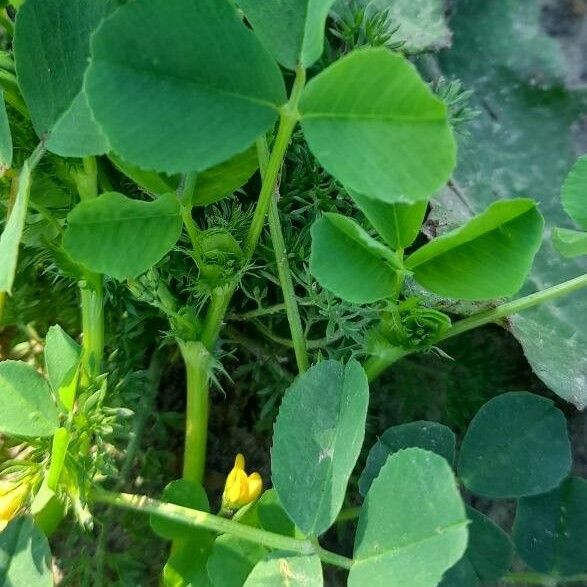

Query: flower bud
left=0, top=481, right=29, bottom=531
left=222, top=454, right=262, bottom=510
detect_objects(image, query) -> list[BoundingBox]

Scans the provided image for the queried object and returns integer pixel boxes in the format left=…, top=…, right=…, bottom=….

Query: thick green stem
left=179, top=340, right=211, bottom=485
left=80, top=279, right=104, bottom=383
left=200, top=285, right=233, bottom=352
left=438, top=273, right=587, bottom=342
left=91, top=488, right=353, bottom=571
left=503, top=572, right=587, bottom=585
left=256, top=136, right=309, bottom=373
left=364, top=273, right=587, bottom=382
left=72, top=156, right=104, bottom=385
left=244, top=66, right=305, bottom=261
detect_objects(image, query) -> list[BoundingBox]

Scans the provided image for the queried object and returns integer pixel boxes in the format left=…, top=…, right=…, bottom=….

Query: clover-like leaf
left=86, top=0, right=286, bottom=174
left=300, top=48, right=456, bottom=204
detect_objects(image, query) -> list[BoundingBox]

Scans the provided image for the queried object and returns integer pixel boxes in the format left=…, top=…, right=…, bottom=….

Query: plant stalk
left=91, top=488, right=353, bottom=571
left=503, top=572, right=587, bottom=585
left=438, top=273, right=587, bottom=342
left=179, top=340, right=212, bottom=485
left=80, top=279, right=104, bottom=384
left=364, top=273, right=587, bottom=381
left=244, top=66, right=306, bottom=261
left=256, top=135, right=309, bottom=373
left=72, top=157, right=105, bottom=385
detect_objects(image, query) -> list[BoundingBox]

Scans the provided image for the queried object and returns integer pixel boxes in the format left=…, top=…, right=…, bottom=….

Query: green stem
left=72, top=156, right=104, bottom=385
left=80, top=279, right=104, bottom=383
left=503, top=572, right=587, bottom=585
left=256, top=136, right=309, bottom=372
left=91, top=488, right=353, bottom=570
left=438, top=273, right=587, bottom=342
left=180, top=204, right=205, bottom=266
left=179, top=340, right=211, bottom=485
left=244, top=66, right=306, bottom=261
left=200, top=284, right=233, bottom=351
left=364, top=273, right=587, bottom=382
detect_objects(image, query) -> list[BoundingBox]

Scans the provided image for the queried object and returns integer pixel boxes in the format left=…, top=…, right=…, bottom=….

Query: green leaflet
left=44, top=324, right=81, bottom=411
left=458, top=392, right=571, bottom=498
left=310, top=213, right=399, bottom=303
left=552, top=227, right=587, bottom=258
left=440, top=507, right=513, bottom=587
left=350, top=190, right=428, bottom=249
left=14, top=0, right=113, bottom=156
left=561, top=155, right=587, bottom=229
left=300, top=48, right=456, bottom=204
left=0, top=159, right=32, bottom=294
left=237, top=0, right=334, bottom=70
left=333, top=0, right=451, bottom=53
left=0, top=360, right=59, bottom=438
left=0, top=92, right=12, bottom=171
left=358, top=421, right=455, bottom=496
left=271, top=360, right=369, bottom=537
left=244, top=554, right=323, bottom=586
left=44, top=325, right=81, bottom=393
left=513, top=477, right=587, bottom=576
left=207, top=535, right=267, bottom=587
left=63, top=192, right=183, bottom=280
left=191, top=147, right=259, bottom=207
left=405, top=199, right=544, bottom=300
left=350, top=448, right=468, bottom=587
left=110, top=147, right=259, bottom=207
left=150, top=480, right=214, bottom=586
left=0, top=517, right=53, bottom=587
left=86, top=0, right=286, bottom=174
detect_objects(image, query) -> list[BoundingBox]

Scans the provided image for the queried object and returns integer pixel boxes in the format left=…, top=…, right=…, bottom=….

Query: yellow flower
left=0, top=481, right=29, bottom=532
left=222, top=454, right=262, bottom=510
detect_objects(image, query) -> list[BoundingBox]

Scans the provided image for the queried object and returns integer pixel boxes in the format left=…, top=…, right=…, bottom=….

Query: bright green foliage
left=150, top=479, right=210, bottom=541
left=350, top=190, right=427, bottom=249
left=272, top=360, right=369, bottom=537
left=256, top=489, right=297, bottom=537
left=207, top=535, right=267, bottom=587
left=300, top=48, right=456, bottom=204
left=513, top=477, right=587, bottom=575
left=63, top=192, right=183, bottom=280
left=109, top=154, right=178, bottom=196
left=14, top=0, right=113, bottom=156
left=0, top=93, right=12, bottom=171
left=0, top=360, right=59, bottom=438
left=358, top=421, right=455, bottom=496
left=112, top=147, right=258, bottom=206
left=440, top=507, right=513, bottom=586
left=335, top=0, right=451, bottom=53
left=0, top=160, right=32, bottom=293
left=406, top=199, right=544, bottom=300
left=553, top=227, right=587, bottom=258
left=0, top=517, right=53, bottom=587
left=191, top=147, right=259, bottom=207
left=350, top=448, right=468, bottom=587
left=310, top=213, right=399, bottom=303
left=44, top=325, right=80, bottom=392
left=458, top=392, right=571, bottom=498
left=561, top=156, right=587, bottom=229
left=86, top=0, right=286, bottom=174
left=150, top=480, right=214, bottom=586
left=237, top=0, right=335, bottom=70
left=243, top=553, right=323, bottom=586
